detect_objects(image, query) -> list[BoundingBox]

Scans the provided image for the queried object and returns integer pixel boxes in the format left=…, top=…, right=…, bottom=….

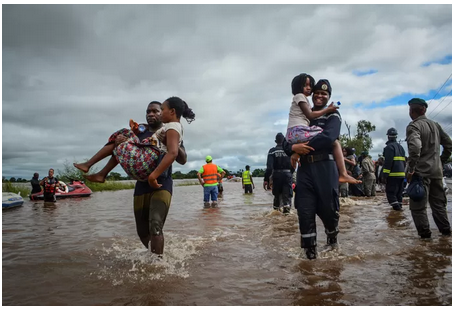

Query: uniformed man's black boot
left=282, top=206, right=290, bottom=215
left=327, top=236, right=338, bottom=248
left=304, top=247, right=317, bottom=260
left=392, top=204, right=402, bottom=211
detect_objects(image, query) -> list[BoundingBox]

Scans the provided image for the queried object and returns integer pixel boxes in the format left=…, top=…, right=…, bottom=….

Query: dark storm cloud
left=2, top=4, right=452, bottom=179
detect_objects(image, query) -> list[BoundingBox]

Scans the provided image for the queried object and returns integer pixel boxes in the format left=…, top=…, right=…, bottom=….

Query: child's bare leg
left=84, top=156, right=118, bottom=183
left=74, top=143, right=115, bottom=173
left=333, top=141, right=361, bottom=184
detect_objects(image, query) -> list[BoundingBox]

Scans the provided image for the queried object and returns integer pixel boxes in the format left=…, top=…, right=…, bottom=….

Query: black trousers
left=272, top=171, right=292, bottom=209
left=295, top=160, right=340, bottom=248
left=385, top=177, right=404, bottom=209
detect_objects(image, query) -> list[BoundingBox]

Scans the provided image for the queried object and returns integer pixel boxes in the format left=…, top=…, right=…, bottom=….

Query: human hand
left=407, top=172, right=414, bottom=183
left=253, top=184, right=255, bottom=189
left=326, top=102, right=339, bottom=113
left=292, top=142, right=315, bottom=156
left=291, top=153, right=300, bottom=169
left=381, top=176, right=387, bottom=184
left=115, top=134, right=128, bottom=147
left=148, top=174, right=162, bottom=189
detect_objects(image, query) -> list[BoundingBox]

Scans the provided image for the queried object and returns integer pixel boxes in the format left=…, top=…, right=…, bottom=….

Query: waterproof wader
left=386, top=177, right=404, bottom=210
left=272, top=170, right=292, bottom=212
left=409, top=177, right=451, bottom=237
left=295, top=157, right=340, bottom=248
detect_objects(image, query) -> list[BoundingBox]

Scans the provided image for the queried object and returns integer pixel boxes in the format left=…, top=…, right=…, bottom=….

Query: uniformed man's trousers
left=385, top=177, right=404, bottom=210
left=409, top=177, right=451, bottom=238
left=295, top=160, right=340, bottom=248
left=272, top=171, right=292, bottom=210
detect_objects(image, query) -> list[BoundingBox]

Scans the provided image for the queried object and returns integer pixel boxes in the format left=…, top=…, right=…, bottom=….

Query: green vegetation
left=176, top=180, right=201, bottom=186
left=339, top=120, right=376, bottom=156
left=2, top=181, right=30, bottom=196
left=86, top=181, right=135, bottom=192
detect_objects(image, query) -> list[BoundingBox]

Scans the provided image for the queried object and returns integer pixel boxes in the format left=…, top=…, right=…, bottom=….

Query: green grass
left=175, top=181, right=201, bottom=186
left=85, top=181, right=135, bottom=192
left=2, top=182, right=30, bottom=196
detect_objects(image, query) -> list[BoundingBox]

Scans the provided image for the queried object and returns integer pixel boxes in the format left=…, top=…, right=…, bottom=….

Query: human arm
left=437, top=123, right=452, bottom=165
left=263, top=149, right=274, bottom=190
left=304, top=113, right=342, bottom=151
left=250, top=174, right=255, bottom=189
left=176, top=140, right=187, bottom=165
left=148, top=129, right=180, bottom=188
left=299, top=101, right=337, bottom=120
left=197, top=171, right=204, bottom=186
left=344, top=156, right=356, bottom=167
left=406, top=124, right=422, bottom=175
left=380, top=146, right=394, bottom=183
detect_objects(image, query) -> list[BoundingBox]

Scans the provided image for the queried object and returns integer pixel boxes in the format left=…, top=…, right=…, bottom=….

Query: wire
left=430, top=98, right=452, bottom=119
left=428, top=72, right=452, bottom=106
left=428, top=88, right=452, bottom=116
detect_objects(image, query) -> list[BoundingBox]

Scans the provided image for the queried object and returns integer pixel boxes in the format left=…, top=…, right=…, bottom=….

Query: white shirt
left=152, top=122, right=183, bottom=153
left=287, top=93, right=310, bottom=129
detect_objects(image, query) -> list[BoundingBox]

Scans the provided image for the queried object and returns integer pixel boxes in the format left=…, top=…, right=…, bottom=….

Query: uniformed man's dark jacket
left=264, top=144, right=292, bottom=182
left=282, top=111, right=342, bottom=158
left=381, top=140, right=406, bottom=180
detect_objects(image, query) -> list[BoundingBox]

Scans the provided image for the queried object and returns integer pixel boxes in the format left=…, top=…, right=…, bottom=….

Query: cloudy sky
left=2, top=4, right=452, bottom=179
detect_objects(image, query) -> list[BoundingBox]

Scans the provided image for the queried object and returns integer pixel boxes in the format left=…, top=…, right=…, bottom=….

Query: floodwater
left=2, top=178, right=452, bottom=305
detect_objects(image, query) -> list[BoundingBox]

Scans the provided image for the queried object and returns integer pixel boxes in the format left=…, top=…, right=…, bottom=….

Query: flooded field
left=2, top=178, right=452, bottom=305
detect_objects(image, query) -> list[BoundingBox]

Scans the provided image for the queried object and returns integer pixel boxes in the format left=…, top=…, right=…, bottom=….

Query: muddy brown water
left=2, top=178, right=452, bottom=305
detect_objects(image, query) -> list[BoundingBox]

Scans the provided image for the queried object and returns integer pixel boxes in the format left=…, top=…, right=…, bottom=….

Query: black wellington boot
left=305, top=247, right=317, bottom=260
left=150, top=234, right=164, bottom=256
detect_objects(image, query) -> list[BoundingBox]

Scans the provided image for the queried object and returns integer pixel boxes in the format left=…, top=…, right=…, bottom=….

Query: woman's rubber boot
left=150, top=234, right=164, bottom=257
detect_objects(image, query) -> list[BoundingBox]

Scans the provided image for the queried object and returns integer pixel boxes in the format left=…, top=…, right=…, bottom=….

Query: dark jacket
left=264, top=144, right=292, bottom=182
left=381, top=140, right=406, bottom=180
left=31, top=178, right=42, bottom=194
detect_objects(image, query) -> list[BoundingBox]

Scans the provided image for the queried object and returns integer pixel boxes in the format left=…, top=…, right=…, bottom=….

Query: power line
left=428, top=88, right=452, bottom=116
left=428, top=72, right=452, bottom=106
left=431, top=98, right=452, bottom=119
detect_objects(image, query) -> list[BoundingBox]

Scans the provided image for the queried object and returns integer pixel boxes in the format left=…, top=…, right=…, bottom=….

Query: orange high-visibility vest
left=202, top=163, right=219, bottom=185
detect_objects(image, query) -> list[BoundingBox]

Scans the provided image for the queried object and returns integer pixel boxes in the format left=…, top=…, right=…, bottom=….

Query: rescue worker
left=217, top=172, right=224, bottom=197
left=264, top=132, right=293, bottom=214
left=339, top=147, right=356, bottom=197
left=30, top=172, right=42, bottom=194
left=197, top=156, right=225, bottom=207
left=40, top=168, right=59, bottom=202
left=283, top=79, right=341, bottom=260
left=361, top=151, right=376, bottom=197
left=381, top=127, right=406, bottom=210
left=242, top=165, right=255, bottom=194
left=406, top=98, right=452, bottom=238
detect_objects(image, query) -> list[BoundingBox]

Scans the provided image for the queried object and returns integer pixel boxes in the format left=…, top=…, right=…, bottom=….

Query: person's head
left=361, top=151, right=369, bottom=158
left=275, top=132, right=285, bottom=145
left=291, top=73, right=315, bottom=96
left=312, top=79, right=332, bottom=110
left=33, top=172, right=39, bottom=179
left=205, top=155, right=212, bottom=163
left=161, top=97, right=196, bottom=124
left=386, top=127, right=398, bottom=140
left=408, top=98, right=428, bottom=120
left=344, top=147, right=354, bottom=156
left=245, top=165, right=250, bottom=171
left=146, top=101, right=162, bottom=128
left=48, top=168, right=54, bottom=177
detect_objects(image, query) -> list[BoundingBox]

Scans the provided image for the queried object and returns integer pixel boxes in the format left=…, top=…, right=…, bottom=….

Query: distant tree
left=172, top=171, right=185, bottom=179
left=107, top=172, right=122, bottom=181
left=2, top=176, right=6, bottom=182
left=9, top=177, right=16, bottom=182
left=339, top=119, right=376, bottom=156
left=252, top=168, right=265, bottom=177
left=185, top=170, right=199, bottom=179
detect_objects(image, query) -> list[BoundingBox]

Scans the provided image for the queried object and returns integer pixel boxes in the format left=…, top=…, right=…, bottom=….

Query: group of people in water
left=62, top=73, right=452, bottom=260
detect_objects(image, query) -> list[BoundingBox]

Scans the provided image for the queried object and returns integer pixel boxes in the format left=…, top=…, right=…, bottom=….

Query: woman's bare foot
left=84, top=173, right=105, bottom=183
left=73, top=162, right=90, bottom=173
left=339, top=174, right=361, bottom=184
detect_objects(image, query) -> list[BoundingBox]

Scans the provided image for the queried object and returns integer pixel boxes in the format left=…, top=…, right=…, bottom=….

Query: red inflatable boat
left=29, top=180, right=92, bottom=200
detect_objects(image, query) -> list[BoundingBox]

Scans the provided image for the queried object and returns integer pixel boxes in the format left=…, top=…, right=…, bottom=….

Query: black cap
left=313, top=79, right=332, bottom=96
left=408, top=98, right=428, bottom=108
left=275, top=132, right=285, bottom=141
